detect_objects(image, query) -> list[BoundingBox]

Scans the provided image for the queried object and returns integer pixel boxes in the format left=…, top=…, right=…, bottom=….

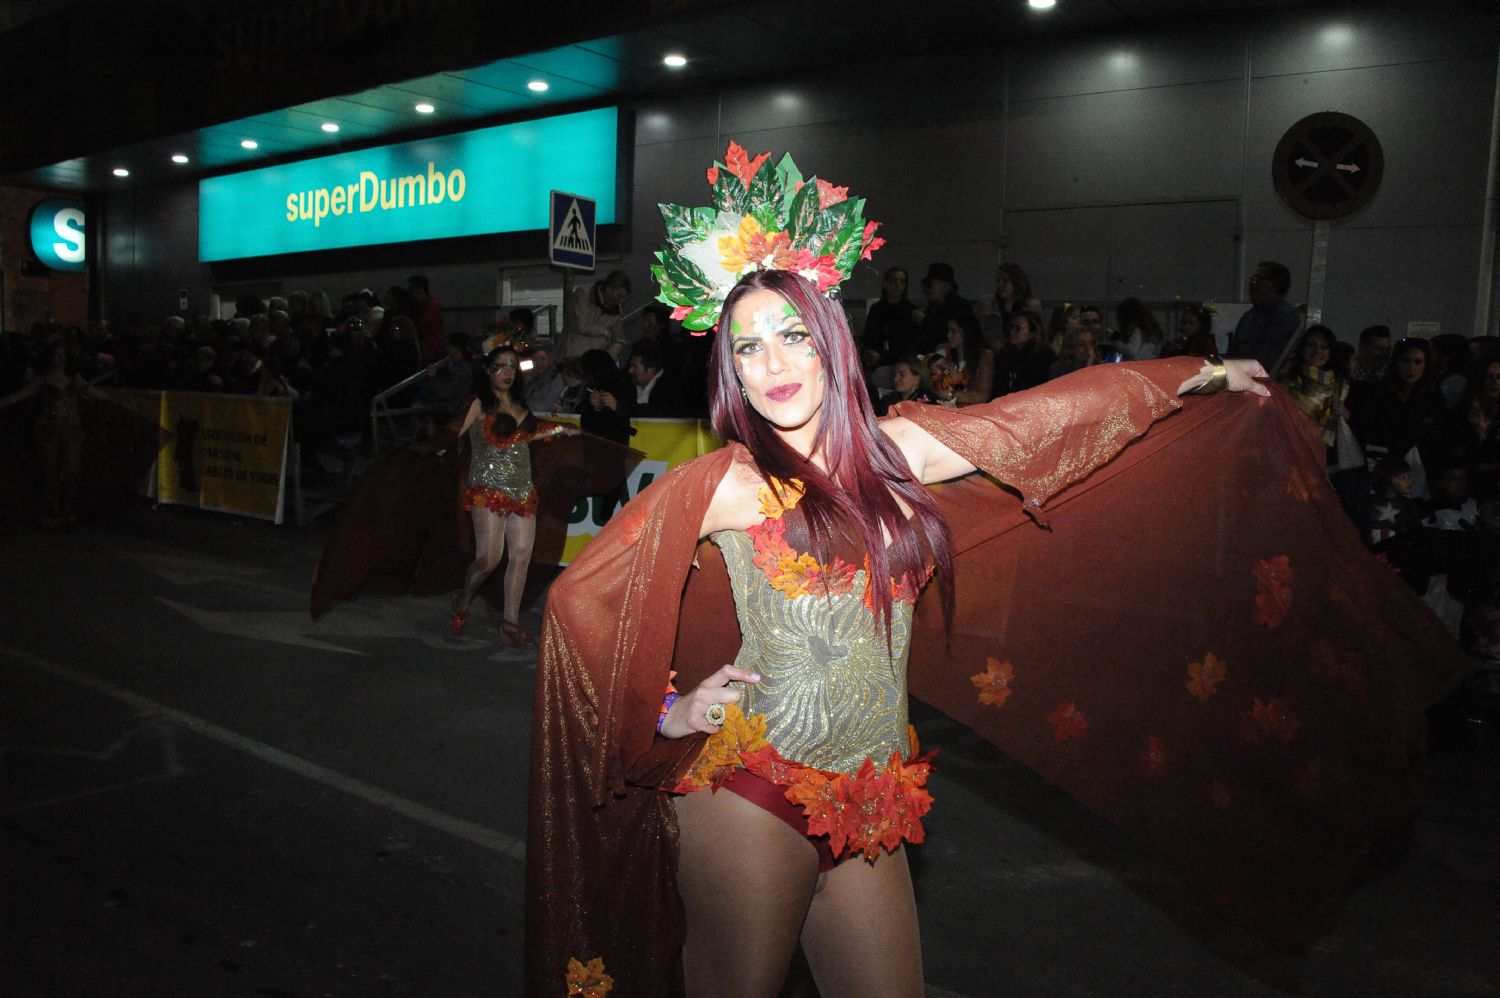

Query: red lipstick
left=765, top=383, right=802, bottom=402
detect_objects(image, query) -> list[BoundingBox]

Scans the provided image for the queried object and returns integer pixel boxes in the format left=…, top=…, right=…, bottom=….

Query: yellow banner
left=552, top=416, right=722, bottom=563
left=156, top=393, right=292, bottom=522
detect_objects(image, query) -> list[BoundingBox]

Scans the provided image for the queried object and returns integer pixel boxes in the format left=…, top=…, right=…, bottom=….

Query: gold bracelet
left=1194, top=355, right=1228, bottom=395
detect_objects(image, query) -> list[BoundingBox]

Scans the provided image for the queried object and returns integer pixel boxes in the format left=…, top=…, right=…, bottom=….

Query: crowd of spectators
left=6, top=258, right=1500, bottom=690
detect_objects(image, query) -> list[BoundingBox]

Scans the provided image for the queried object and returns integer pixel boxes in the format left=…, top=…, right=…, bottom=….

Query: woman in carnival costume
left=310, top=340, right=639, bottom=637
left=446, top=344, right=574, bottom=647
left=529, top=144, right=1465, bottom=997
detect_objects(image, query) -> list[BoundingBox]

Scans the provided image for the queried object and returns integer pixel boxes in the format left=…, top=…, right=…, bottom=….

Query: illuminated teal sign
left=199, top=107, right=618, bottom=261
left=30, top=199, right=87, bottom=272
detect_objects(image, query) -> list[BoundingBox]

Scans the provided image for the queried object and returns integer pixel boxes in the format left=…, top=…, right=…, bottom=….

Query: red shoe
left=449, top=594, right=469, bottom=635
left=499, top=620, right=534, bottom=648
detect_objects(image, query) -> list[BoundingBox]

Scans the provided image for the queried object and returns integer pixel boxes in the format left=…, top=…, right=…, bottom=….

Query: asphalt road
left=2, top=505, right=1497, bottom=997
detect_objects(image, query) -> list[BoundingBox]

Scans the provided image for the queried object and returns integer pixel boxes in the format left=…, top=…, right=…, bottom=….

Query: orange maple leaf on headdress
left=1240, top=696, right=1299, bottom=743
left=719, top=215, right=794, bottom=273
left=1046, top=701, right=1089, bottom=742
left=860, top=220, right=886, bottom=261
left=1138, top=735, right=1168, bottom=776
left=705, top=164, right=720, bottom=185
left=566, top=956, right=615, bottom=997
left=723, top=141, right=771, bottom=185
left=970, top=657, right=1016, bottom=708
left=815, top=177, right=849, bottom=209
left=1186, top=652, right=1227, bottom=702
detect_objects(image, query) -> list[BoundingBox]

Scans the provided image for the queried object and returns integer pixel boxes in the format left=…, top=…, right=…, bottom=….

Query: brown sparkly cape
left=525, top=358, right=1466, bottom=996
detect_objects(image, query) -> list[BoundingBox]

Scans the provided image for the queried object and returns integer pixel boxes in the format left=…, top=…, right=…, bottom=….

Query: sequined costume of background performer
left=446, top=345, right=571, bottom=647
left=0, top=342, right=96, bottom=526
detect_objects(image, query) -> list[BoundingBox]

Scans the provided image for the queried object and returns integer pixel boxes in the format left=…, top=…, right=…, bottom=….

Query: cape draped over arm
left=524, top=359, right=1467, bottom=996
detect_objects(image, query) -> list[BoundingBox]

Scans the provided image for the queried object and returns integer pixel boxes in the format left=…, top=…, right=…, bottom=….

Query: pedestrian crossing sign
left=549, top=190, right=597, bottom=270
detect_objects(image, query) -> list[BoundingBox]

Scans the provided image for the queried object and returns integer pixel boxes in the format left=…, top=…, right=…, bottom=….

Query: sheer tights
left=37, top=438, right=81, bottom=519
left=457, top=506, right=537, bottom=625
left=673, top=786, right=924, bottom=998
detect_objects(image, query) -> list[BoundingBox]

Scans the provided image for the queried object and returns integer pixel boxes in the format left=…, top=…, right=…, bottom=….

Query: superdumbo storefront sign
left=198, top=106, right=618, bottom=261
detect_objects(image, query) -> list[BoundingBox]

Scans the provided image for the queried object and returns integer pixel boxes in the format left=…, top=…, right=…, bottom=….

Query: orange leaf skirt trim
left=672, top=707, right=935, bottom=863
left=461, top=485, right=538, bottom=517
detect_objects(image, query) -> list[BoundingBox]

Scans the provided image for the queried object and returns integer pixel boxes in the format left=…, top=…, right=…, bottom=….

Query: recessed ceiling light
left=321, top=122, right=340, bottom=133
left=1029, top=0, right=1057, bottom=9
left=240, top=139, right=259, bottom=149
left=527, top=80, right=549, bottom=92
left=171, top=154, right=189, bottom=164
left=112, top=167, right=130, bottom=177
left=415, top=102, right=435, bottom=114
left=663, top=53, right=688, bottom=68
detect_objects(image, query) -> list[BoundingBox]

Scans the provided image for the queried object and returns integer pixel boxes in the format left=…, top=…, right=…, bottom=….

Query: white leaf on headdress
left=679, top=211, right=745, bottom=298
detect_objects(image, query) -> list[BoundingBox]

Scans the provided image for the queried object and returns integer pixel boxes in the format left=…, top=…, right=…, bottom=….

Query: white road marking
left=1, top=645, right=526, bottom=861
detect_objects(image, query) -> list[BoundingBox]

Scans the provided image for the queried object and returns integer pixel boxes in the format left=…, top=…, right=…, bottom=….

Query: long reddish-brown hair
left=710, top=270, right=954, bottom=640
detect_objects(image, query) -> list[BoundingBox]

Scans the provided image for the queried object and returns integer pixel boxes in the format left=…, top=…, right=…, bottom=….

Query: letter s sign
left=29, top=199, right=87, bottom=272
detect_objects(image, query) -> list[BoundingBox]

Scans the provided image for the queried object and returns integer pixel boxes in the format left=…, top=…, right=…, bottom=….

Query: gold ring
left=704, top=702, right=727, bottom=726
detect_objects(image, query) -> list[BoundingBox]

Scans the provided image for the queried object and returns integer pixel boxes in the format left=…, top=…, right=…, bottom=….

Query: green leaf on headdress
left=713, top=168, right=749, bottom=214
left=660, top=252, right=717, bottom=303
left=749, top=200, right=781, bottom=236
left=682, top=300, right=719, bottom=332
left=785, top=179, right=822, bottom=246
left=692, top=206, right=717, bottom=236
left=774, top=152, right=803, bottom=194
left=747, top=155, right=780, bottom=209
left=659, top=203, right=717, bottom=246
left=819, top=197, right=861, bottom=234
left=659, top=203, right=694, bottom=246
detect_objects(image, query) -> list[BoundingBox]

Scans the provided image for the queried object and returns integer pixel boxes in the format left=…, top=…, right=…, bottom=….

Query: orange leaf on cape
left=971, top=657, right=1016, bottom=708
left=1186, top=652, right=1226, bottom=702
left=1046, top=701, right=1089, bottom=742
left=566, top=956, right=615, bottom=997
left=1252, top=555, right=1293, bottom=628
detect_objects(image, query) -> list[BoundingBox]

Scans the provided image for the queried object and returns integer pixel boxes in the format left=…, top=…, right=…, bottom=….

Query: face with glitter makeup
left=725, top=287, right=826, bottom=443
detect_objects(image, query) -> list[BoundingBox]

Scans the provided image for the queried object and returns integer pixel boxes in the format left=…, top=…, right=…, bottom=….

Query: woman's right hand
left=659, top=664, right=761, bottom=739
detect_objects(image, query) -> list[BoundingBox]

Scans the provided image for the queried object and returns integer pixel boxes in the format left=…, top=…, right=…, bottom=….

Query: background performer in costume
left=446, top=345, right=571, bottom=647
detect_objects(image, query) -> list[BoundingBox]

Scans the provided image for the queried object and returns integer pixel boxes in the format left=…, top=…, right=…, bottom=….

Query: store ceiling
left=5, top=0, right=1316, bottom=193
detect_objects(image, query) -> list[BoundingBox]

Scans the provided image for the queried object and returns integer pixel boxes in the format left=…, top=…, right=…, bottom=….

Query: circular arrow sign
left=1272, top=111, right=1384, bottom=220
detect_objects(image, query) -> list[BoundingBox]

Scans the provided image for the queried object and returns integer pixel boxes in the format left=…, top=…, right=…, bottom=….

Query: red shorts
left=721, top=769, right=839, bottom=872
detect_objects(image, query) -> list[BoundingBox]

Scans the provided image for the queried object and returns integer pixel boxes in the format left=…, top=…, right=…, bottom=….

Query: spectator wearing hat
left=913, top=262, right=976, bottom=355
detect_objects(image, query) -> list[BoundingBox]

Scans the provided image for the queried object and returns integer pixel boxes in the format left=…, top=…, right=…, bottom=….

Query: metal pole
left=1475, top=43, right=1500, bottom=336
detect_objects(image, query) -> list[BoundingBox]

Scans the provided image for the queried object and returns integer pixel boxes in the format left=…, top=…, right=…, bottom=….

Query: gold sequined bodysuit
left=463, top=411, right=539, bottom=516
left=709, top=485, right=927, bottom=775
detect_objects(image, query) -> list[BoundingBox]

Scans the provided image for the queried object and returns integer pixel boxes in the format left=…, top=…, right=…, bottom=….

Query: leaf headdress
left=652, top=141, right=886, bottom=332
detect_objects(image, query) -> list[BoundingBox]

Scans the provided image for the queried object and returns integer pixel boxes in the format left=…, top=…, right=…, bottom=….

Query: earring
left=739, top=385, right=748, bottom=399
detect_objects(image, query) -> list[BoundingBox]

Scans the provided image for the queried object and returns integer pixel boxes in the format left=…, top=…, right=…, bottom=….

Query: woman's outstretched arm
left=880, top=356, right=1269, bottom=488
